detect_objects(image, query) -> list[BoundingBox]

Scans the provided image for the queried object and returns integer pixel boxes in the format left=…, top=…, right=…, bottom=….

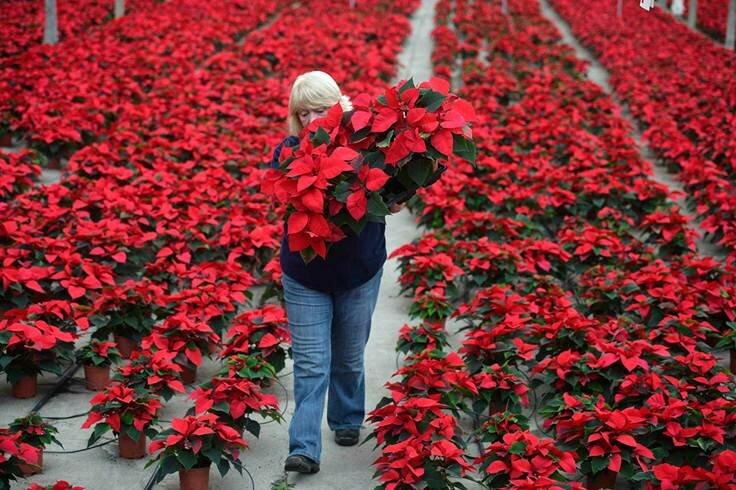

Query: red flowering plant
left=453, top=285, right=535, bottom=373
left=0, top=319, right=77, bottom=384
left=408, top=281, right=455, bottom=326
left=76, top=339, right=122, bottom=367
left=396, top=321, right=451, bottom=355
left=221, top=305, right=291, bottom=374
left=392, top=248, right=464, bottom=297
left=473, top=430, right=581, bottom=490
left=188, top=375, right=282, bottom=436
left=0, top=429, right=40, bottom=488
left=26, top=482, right=85, bottom=490
left=472, top=362, right=530, bottom=416
left=89, top=279, right=170, bottom=345
left=81, top=382, right=162, bottom=447
left=261, top=76, right=476, bottom=263
left=113, top=349, right=186, bottom=401
left=220, top=353, right=279, bottom=386
left=366, top=391, right=474, bottom=490
left=541, top=393, right=657, bottom=482
left=648, top=449, right=736, bottom=489
left=146, top=413, right=247, bottom=483
left=475, top=411, right=531, bottom=445
left=140, top=312, right=219, bottom=377
left=0, top=149, right=41, bottom=201
left=8, top=413, right=62, bottom=453
left=385, top=350, right=478, bottom=416
left=162, top=261, right=254, bottom=339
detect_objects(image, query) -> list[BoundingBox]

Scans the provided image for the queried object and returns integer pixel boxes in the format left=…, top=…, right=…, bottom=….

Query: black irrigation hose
left=42, top=409, right=90, bottom=421
left=30, top=362, right=82, bottom=414
left=241, top=462, right=256, bottom=490
left=45, top=438, right=117, bottom=454
left=470, top=413, right=486, bottom=457
left=260, top=376, right=289, bottom=425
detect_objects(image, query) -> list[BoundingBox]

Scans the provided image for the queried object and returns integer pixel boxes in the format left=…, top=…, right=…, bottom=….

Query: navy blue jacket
left=269, top=135, right=387, bottom=293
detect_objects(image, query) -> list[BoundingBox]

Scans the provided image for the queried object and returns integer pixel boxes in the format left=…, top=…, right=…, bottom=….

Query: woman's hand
left=389, top=202, right=406, bottom=213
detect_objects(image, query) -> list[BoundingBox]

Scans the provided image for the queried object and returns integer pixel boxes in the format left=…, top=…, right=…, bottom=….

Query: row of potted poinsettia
left=0, top=0, right=156, bottom=59
left=0, top=0, right=289, bottom=161
left=371, top=0, right=736, bottom=488
left=666, top=0, right=730, bottom=42
left=547, top=0, right=736, bottom=261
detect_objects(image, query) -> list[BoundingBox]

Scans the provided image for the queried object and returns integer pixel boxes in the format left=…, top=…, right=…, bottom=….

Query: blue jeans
left=281, top=266, right=383, bottom=464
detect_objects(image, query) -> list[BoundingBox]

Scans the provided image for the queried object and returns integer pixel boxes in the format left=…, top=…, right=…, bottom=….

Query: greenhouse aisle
left=241, top=0, right=440, bottom=488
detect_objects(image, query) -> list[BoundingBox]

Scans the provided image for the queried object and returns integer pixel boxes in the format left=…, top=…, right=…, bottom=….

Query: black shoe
left=334, top=428, right=360, bottom=446
left=284, top=454, right=320, bottom=474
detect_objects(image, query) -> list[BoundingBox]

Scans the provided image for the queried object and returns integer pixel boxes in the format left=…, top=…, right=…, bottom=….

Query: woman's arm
left=270, top=135, right=300, bottom=169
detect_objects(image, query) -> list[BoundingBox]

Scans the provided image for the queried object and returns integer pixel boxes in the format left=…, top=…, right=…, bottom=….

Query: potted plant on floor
left=142, top=313, right=218, bottom=384
left=147, top=413, right=247, bottom=490
left=81, top=382, right=162, bottom=459
left=188, top=375, right=282, bottom=436
left=27, top=481, right=85, bottom=490
left=90, top=281, right=169, bottom=358
left=222, top=305, right=291, bottom=375
left=408, top=282, right=454, bottom=329
left=9, top=413, right=62, bottom=475
left=77, top=340, right=122, bottom=391
left=114, top=349, right=186, bottom=401
left=0, top=319, right=77, bottom=398
left=0, top=428, right=41, bottom=488
left=396, top=321, right=451, bottom=355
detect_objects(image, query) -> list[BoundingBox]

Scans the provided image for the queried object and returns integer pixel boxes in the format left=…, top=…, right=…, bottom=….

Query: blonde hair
left=287, top=71, right=353, bottom=135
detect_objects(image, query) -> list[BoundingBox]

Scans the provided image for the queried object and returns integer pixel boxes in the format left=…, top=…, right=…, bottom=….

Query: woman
left=269, top=71, right=404, bottom=474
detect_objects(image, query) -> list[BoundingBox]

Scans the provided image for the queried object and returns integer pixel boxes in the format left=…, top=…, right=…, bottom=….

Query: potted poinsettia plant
left=188, top=375, right=282, bottom=435
left=76, top=340, right=122, bottom=391
left=90, top=280, right=170, bottom=358
left=114, top=349, right=186, bottom=401
left=221, top=305, right=291, bottom=375
left=0, top=428, right=40, bottom=488
left=141, top=312, right=218, bottom=384
left=8, top=413, right=62, bottom=475
left=261, top=76, right=476, bottom=263
left=396, top=321, right=451, bottom=355
left=472, top=362, right=530, bottom=416
left=0, top=319, right=77, bottom=398
left=408, top=281, right=454, bottom=329
left=541, top=393, right=656, bottom=489
left=146, top=413, right=247, bottom=490
left=221, top=352, right=279, bottom=387
left=366, top=391, right=474, bottom=489
left=81, top=382, right=162, bottom=459
left=27, top=481, right=85, bottom=490
left=473, top=430, right=580, bottom=488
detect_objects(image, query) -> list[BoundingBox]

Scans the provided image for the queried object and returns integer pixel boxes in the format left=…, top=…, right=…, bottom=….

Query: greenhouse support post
left=43, top=0, right=58, bottom=44
left=727, top=0, right=736, bottom=50
left=115, top=0, right=125, bottom=18
left=687, top=0, right=697, bottom=27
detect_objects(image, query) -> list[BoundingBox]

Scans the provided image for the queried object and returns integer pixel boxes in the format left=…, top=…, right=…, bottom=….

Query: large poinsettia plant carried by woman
left=262, top=76, right=477, bottom=263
